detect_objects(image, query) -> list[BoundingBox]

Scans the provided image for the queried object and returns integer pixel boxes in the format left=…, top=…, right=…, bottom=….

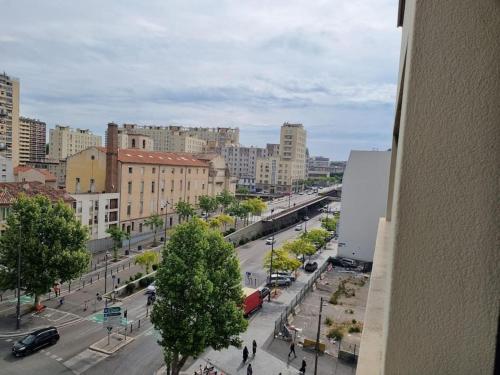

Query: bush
left=152, top=264, right=158, bottom=271
left=125, top=282, right=135, bottom=294
left=352, top=319, right=357, bottom=324
left=348, top=326, right=361, bottom=333
left=329, top=294, right=338, bottom=305
left=139, top=276, right=155, bottom=288
left=327, top=327, right=344, bottom=341
left=324, top=317, right=333, bottom=326
left=134, top=272, right=143, bottom=280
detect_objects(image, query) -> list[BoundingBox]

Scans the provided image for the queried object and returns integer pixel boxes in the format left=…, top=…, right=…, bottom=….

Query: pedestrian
left=299, top=358, right=306, bottom=374
left=246, top=363, right=252, bottom=375
left=59, top=296, right=64, bottom=306
left=252, top=339, right=257, bottom=356
left=288, top=341, right=297, bottom=358
left=117, top=277, right=120, bottom=285
left=242, top=346, right=249, bottom=363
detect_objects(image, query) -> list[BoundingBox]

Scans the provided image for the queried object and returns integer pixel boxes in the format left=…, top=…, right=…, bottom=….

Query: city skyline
left=0, top=0, right=400, bottom=160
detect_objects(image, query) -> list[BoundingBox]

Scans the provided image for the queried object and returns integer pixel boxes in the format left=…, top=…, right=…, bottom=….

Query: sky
left=0, top=0, right=401, bottom=160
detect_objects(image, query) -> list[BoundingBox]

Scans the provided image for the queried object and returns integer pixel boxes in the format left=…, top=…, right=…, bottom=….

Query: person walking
left=288, top=341, right=297, bottom=358
left=247, top=363, right=253, bottom=375
left=299, top=358, right=307, bottom=374
left=252, top=340, right=257, bottom=356
left=242, top=346, right=249, bottom=363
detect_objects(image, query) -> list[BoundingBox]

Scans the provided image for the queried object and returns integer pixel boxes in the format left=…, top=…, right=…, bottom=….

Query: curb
left=89, top=333, right=134, bottom=355
left=0, top=316, right=85, bottom=338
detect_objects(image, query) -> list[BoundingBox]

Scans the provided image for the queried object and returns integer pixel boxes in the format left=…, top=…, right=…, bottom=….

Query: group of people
left=288, top=341, right=307, bottom=374
left=241, top=339, right=257, bottom=374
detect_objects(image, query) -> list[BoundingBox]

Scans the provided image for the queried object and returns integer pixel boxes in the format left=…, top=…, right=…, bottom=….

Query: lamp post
left=267, top=209, right=275, bottom=302
left=161, top=200, right=170, bottom=242
left=104, top=251, right=108, bottom=294
left=16, top=222, right=21, bottom=330
left=314, top=297, right=325, bottom=375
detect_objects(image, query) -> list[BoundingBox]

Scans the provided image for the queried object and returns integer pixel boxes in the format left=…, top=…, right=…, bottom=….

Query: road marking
left=63, top=348, right=108, bottom=375
left=5, top=338, right=12, bottom=342
left=51, top=354, right=58, bottom=359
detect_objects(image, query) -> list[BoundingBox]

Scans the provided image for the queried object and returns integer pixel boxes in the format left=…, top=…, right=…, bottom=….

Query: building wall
left=19, top=117, right=46, bottom=165
left=0, top=73, right=20, bottom=166
left=337, top=151, right=390, bottom=262
left=222, top=145, right=267, bottom=189
left=0, top=155, right=14, bottom=182
left=121, top=124, right=169, bottom=151
left=357, top=1, right=500, bottom=374
left=66, top=147, right=107, bottom=194
left=71, top=193, right=119, bottom=240
left=168, top=133, right=206, bottom=153
left=49, top=125, right=102, bottom=160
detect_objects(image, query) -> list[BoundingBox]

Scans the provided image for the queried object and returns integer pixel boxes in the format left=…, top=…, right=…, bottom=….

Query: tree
left=151, top=218, right=247, bottom=375
left=208, top=214, right=234, bottom=231
left=236, top=186, right=250, bottom=194
left=198, top=195, right=218, bottom=220
left=227, top=201, right=248, bottom=228
left=321, top=217, right=338, bottom=232
left=175, top=201, right=195, bottom=222
left=216, top=189, right=235, bottom=213
left=134, top=250, right=159, bottom=274
left=282, top=239, right=316, bottom=267
left=0, top=195, right=89, bottom=309
left=244, top=197, right=267, bottom=222
left=144, top=214, right=164, bottom=245
left=301, top=228, right=330, bottom=250
left=263, top=248, right=301, bottom=274
left=106, top=226, right=128, bottom=261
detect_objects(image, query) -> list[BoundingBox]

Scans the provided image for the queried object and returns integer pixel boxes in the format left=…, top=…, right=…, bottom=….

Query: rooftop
left=95, top=147, right=209, bottom=167
left=0, top=182, right=74, bottom=205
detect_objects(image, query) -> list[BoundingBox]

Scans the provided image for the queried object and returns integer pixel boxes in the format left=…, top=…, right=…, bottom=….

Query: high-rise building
left=0, top=73, right=20, bottom=166
left=19, top=117, right=46, bottom=164
left=307, top=156, right=331, bottom=179
left=266, top=143, right=280, bottom=157
left=168, top=132, right=206, bottom=153
left=222, top=145, right=267, bottom=190
left=256, top=123, right=307, bottom=194
left=48, top=125, right=102, bottom=160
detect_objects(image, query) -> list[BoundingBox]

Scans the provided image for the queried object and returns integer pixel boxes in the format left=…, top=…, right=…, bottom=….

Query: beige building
left=194, top=153, right=237, bottom=196
left=49, top=125, right=102, bottom=160
left=168, top=132, right=206, bottom=153
left=256, top=123, right=307, bottom=194
left=27, top=159, right=67, bottom=189
left=117, top=130, right=154, bottom=151
left=66, top=147, right=107, bottom=194
left=356, top=1, right=499, bottom=374
left=19, top=117, right=46, bottom=165
left=14, top=166, right=57, bottom=189
left=0, top=73, right=20, bottom=167
left=0, top=155, right=14, bottom=182
left=120, top=124, right=169, bottom=151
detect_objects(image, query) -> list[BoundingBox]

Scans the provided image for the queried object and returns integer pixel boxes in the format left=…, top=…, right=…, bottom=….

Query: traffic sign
left=104, top=306, right=122, bottom=327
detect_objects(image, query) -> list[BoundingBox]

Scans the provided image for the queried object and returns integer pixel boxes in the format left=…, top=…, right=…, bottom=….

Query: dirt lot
left=289, top=266, right=370, bottom=357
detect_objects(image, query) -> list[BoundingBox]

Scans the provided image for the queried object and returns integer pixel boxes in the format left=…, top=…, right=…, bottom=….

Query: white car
left=146, top=281, right=156, bottom=294
left=295, top=224, right=303, bottom=231
left=265, top=237, right=276, bottom=245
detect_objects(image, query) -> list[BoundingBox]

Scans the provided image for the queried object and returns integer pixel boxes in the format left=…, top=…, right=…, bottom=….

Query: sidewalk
left=184, top=242, right=350, bottom=375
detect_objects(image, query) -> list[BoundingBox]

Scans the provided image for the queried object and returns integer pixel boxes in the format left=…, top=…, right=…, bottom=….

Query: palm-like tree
left=144, top=214, right=164, bottom=246
left=106, top=226, right=128, bottom=261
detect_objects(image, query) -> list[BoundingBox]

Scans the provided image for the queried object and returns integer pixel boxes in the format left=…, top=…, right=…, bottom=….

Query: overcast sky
left=1, top=0, right=401, bottom=160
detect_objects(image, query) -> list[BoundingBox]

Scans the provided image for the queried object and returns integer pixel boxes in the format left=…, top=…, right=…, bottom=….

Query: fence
left=273, top=260, right=330, bottom=338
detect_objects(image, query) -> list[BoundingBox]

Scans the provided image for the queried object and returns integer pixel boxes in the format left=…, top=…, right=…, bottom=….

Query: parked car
left=258, top=286, right=271, bottom=300
left=275, top=271, right=296, bottom=282
left=340, top=258, right=357, bottom=268
left=145, top=280, right=156, bottom=294
left=295, top=224, right=303, bottom=231
left=12, top=327, right=59, bottom=357
left=304, top=262, right=318, bottom=272
left=266, top=274, right=292, bottom=287
left=265, top=237, right=276, bottom=245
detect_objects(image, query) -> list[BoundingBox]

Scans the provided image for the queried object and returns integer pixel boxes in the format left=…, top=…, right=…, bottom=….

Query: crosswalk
left=63, top=348, right=108, bottom=374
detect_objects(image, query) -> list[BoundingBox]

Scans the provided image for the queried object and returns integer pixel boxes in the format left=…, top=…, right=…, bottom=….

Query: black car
left=304, top=262, right=318, bottom=272
left=12, top=327, right=59, bottom=357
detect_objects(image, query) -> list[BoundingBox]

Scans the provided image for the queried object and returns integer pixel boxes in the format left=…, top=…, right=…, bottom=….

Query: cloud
left=0, top=0, right=401, bottom=159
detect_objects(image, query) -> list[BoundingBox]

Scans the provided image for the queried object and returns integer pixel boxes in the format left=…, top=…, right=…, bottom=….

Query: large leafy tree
left=151, top=218, right=247, bottom=375
left=263, top=248, right=301, bottom=273
left=106, top=226, right=128, bottom=261
left=198, top=195, right=218, bottom=220
left=321, top=217, right=338, bottom=232
left=144, top=213, right=164, bottom=245
left=243, top=197, right=267, bottom=223
left=0, top=195, right=89, bottom=308
left=216, top=189, right=235, bottom=213
left=301, top=228, right=330, bottom=250
left=135, top=250, right=160, bottom=274
left=282, top=239, right=316, bottom=267
left=175, top=201, right=195, bottom=222
left=227, top=201, right=248, bottom=228
left=208, top=214, right=234, bottom=231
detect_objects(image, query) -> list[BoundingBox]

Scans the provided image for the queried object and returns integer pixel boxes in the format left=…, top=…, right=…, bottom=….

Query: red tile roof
left=37, top=169, right=57, bottom=181
left=13, top=166, right=57, bottom=181
left=118, top=149, right=209, bottom=167
left=0, top=182, right=74, bottom=205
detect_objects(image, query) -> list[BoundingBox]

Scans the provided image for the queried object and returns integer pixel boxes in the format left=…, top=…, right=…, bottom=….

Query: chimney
left=105, top=122, right=119, bottom=193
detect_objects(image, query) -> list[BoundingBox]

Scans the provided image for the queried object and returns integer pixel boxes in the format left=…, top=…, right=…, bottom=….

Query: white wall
left=71, top=193, right=120, bottom=240
left=337, top=151, right=390, bottom=262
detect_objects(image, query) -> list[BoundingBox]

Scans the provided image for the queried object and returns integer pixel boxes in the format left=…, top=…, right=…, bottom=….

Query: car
left=258, top=286, right=270, bottom=299
left=329, top=257, right=343, bottom=266
left=298, top=191, right=305, bottom=195
left=303, top=216, right=310, bottom=221
left=145, top=280, right=156, bottom=294
left=275, top=271, right=296, bottom=282
left=340, top=259, right=357, bottom=268
left=266, top=274, right=292, bottom=287
left=295, top=224, right=303, bottom=231
left=304, top=262, right=318, bottom=272
left=265, top=237, right=276, bottom=245
left=12, top=327, right=59, bottom=357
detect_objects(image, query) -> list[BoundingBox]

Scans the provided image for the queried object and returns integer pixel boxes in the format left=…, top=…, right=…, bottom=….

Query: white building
left=71, top=193, right=120, bottom=240
left=49, top=125, right=102, bottom=160
left=0, top=155, right=14, bottom=182
left=307, top=156, right=330, bottom=179
left=222, top=145, right=267, bottom=190
left=337, top=150, right=391, bottom=262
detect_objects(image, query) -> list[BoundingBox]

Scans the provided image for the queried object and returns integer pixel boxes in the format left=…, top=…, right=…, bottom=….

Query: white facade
left=0, top=155, right=14, bottom=182
left=71, top=193, right=120, bottom=240
left=49, top=125, right=102, bottom=160
left=222, top=145, right=267, bottom=190
left=337, top=151, right=390, bottom=262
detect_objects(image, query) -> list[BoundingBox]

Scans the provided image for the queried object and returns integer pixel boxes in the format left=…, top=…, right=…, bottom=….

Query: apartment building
left=0, top=73, right=20, bottom=166
left=307, top=156, right=330, bottom=179
left=266, top=143, right=279, bottom=157
left=356, top=1, right=499, bottom=374
left=179, top=126, right=239, bottom=152
left=329, top=161, right=346, bottom=174
left=117, top=129, right=154, bottom=151
left=0, top=155, right=14, bottom=182
left=121, top=124, right=169, bottom=151
left=222, top=145, right=267, bottom=190
left=18, top=117, right=46, bottom=165
left=49, top=125, right=101, bottom=160
left=70, top=193, right=119, bottom=240
left=256, top=123, right=307, bottom=194
left=194, top=153, right=237, bottom=196
left=168, top=132, right=206, bottom=153
left=14, top=166, right=57, bottom=189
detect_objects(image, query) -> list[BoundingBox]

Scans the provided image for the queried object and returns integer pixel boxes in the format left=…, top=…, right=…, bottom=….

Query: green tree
left=263, top=248, right=301, bottom=274
left=0, top=195, right=89, bottom=309
left=301, top=228, right=330, bottom=250
left=134, top=250, right=160, bottom=274
left=227, top=201, right=248, bottom=228
left=321, top=217, right=338, bottom=232
left=151, top=219, right=247, bottom=375
left=144, top=213, right=164, bottom=245
left=236, top=186, right=250, bottom=194
left=175, top=201, right=195, bottom=222
left=282, top=239, right=316, bottom=267
left=208, top=214, right=234, bottom=231
left=198, top=195, right=218, bottom=220
left=216, top=189, right=235, bottom=213
left=244, top=197, right=267, bottom=223
left=106, top=226, right=128, bottom=261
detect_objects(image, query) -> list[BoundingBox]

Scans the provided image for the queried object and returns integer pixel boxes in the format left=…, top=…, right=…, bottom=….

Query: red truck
left=242, top=287, right=263, bottom=317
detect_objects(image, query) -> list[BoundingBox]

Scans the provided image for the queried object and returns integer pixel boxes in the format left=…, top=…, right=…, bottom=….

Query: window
left=180, top=180, right=183, bottom=190
left=152, top=167, right=156, bottom=174
left=140, top=201, right=144, bottom=214
left=139, top=223, right=143, bottom=232
left=128, top=167, right=133, bottom=174
left=187, top=181, right=190, bottom=190
left=132, top=139, right=136, bottom=148
left=76, top=178, right=81, bottom=193
left=202, top=183, right=205, bottom=190
left=140, top=181, right=144, bottom=193
left=142, top=140, right=146, bottom=149
left=151, top=181, right=155, bottom=193
left=188, top=168, right=191, bottom=174
left=203, top=169, right=206, bottom=174
left=131, top=222, right=135, bottom=231
left=171, top=180, right=174, bottom=191
left=128, top=181, right=132, bottom=194
left=90, top=179, right=95, bottom=193
left=91, top=155, right=95, bottom=160
left=127, top=202, right=131, bottom=216
left=141, top=167, right=145, bottom=175
left=180, top=168, right=183, bottom=174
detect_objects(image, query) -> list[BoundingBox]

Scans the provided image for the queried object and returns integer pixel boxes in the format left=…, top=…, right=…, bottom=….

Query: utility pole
left=16, top=223, right=21, bottom=330
left=104, top=252, right=108, bottom=294
left=267, top=210, right=275, bottom=302
left=314, top=297, right=324, bottom=375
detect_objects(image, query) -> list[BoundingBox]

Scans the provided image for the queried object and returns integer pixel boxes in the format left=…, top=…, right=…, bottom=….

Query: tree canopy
left=134, top=250, right=159, bottom=274
left=321, top=216, right=338, bottom=232
left=175, top=201, right=195, bottom=221
left=301, top=228, right=330, bottom=249
left=263, top=247, right=301, bottom=273
left=198, top=195, right=218, bottom=220
left=216, top=189, right=235, bottom=212
left=281, top=238, right=317, bottom=265
left=151, top=218, right=247, bottom=375
left=208, top=213, right=234, bottom=230
left=144, top=213, right=164, bottom=245
left=0, top=195, right=90, bottom=308
left=106, top=225, right=128, bottom=260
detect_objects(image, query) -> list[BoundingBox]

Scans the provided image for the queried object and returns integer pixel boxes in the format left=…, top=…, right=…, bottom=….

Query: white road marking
left=5, top=338, right=12, bottom=342
left=63, top=348, right=108, bottom=375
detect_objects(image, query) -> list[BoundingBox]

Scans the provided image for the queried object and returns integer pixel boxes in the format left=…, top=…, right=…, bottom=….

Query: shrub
left=152, top=264, right=158, bottom=271
left=134, top=272, right=143, bottom=280
left=327, top=327, right=344, bottom=340
left=125, top=282, right=135, bottom=294
left=352, top=319, right=357, bottom=324
left=324, top=317, right=333, bottom=326
left=329, top=295, right=338, bottom=305
left=348, top=326, right=361, bottom=333
left=139, top=276, right=155, bottom=288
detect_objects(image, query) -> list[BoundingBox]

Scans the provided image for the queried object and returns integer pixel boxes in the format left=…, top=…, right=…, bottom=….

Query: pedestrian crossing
left=40, top=348, right=64, bottom=362
left=63, top=348, right=108, bottom=374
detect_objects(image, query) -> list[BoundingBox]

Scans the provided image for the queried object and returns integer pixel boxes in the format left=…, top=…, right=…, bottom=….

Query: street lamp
left=104, top=251, right=108, bottom=294
left=161, top=200, right=171, bottom=242
left=267, top=209, right=275, bottom=302
left=314, top=297, right=326, bottom=375
left=16, top=220, right=21, bottom=330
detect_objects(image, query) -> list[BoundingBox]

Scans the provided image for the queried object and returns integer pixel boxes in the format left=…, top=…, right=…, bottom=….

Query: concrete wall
left=337, top=151, right=390, bottom=262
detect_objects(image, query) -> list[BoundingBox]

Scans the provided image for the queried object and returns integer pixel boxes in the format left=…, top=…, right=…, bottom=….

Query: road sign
left=104, top=306, right=122, bottom=327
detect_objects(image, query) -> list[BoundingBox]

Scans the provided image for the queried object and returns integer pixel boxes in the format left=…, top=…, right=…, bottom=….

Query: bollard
left=98, top=273, right=100, bottom=280
left=94, top=264, right=97, bottom=270
left=130, top=323, right=133, bottom=332
left=146, top=306, right=149, bottom=317
left=138, top=319, right=141, bottom=329
left=91, top=277, right=93, bottom=284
